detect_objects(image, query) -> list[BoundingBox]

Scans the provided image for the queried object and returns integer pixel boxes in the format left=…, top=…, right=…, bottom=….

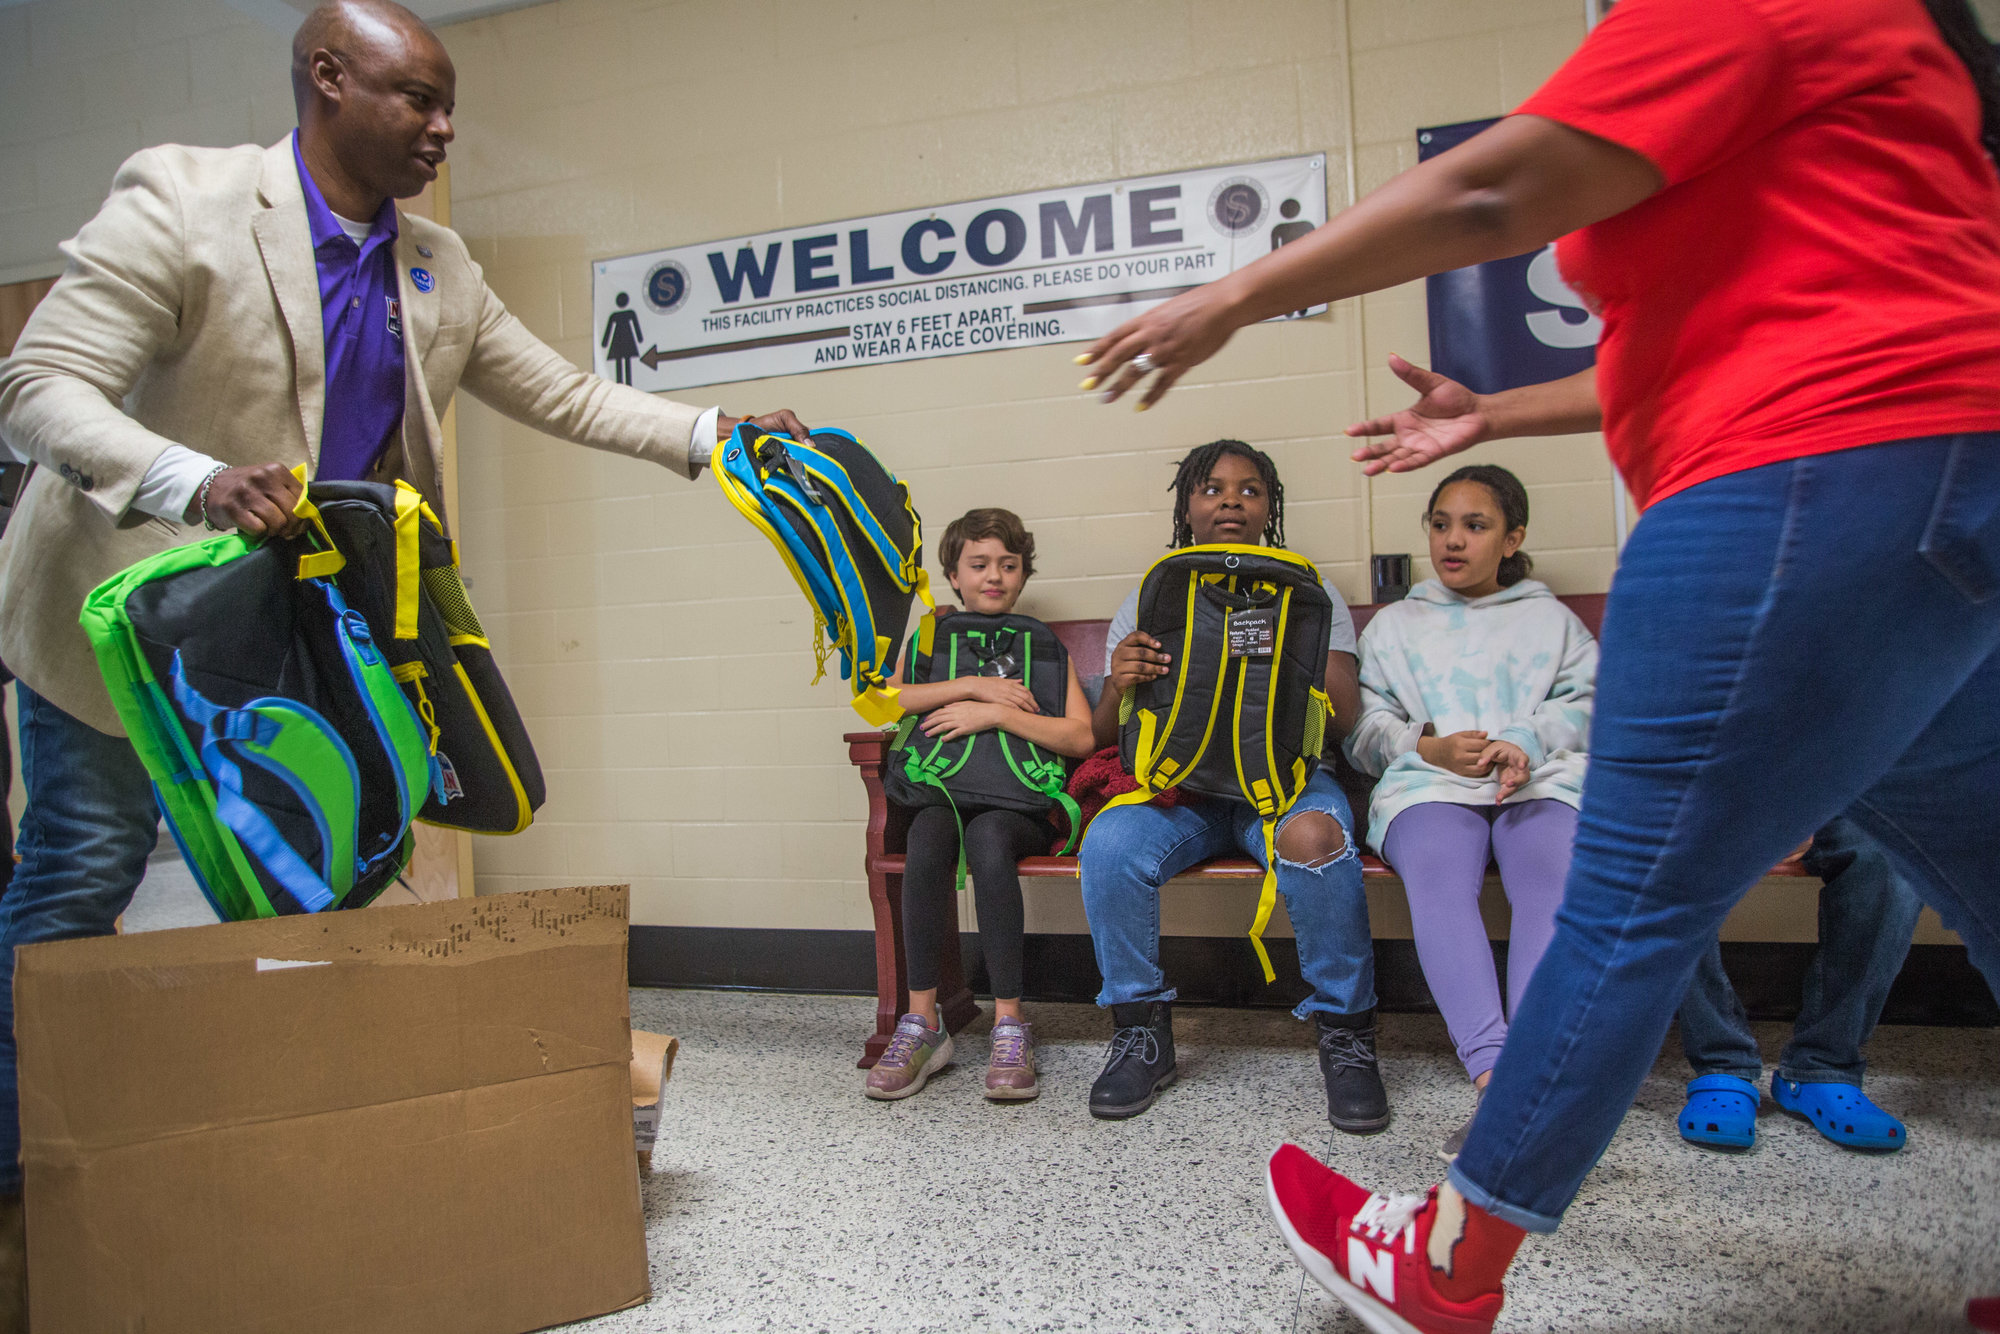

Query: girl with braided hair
left=1078, top=439, right=1380, bottom=1129
left=1164, top=437, right=1288, bottom=549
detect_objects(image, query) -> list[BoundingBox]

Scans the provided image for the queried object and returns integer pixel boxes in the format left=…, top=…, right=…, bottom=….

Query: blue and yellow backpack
left=715, top=425, right=931, bottom=723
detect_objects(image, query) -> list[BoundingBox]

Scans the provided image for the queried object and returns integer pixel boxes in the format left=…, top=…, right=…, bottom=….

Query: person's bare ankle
left=1427, top=1182, right=1524, bottom=1302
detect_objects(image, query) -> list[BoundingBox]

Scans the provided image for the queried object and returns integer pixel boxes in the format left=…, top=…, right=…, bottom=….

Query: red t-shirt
left=1516, top=0, right=2000, bottom=508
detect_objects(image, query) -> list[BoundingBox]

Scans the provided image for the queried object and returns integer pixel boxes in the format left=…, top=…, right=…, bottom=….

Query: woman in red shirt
left=1080, top=2, right=2000, bottom=1330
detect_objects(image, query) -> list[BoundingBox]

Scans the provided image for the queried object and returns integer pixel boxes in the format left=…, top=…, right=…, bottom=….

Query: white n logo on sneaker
left=1347, top=1238, right=1396, bottom=1303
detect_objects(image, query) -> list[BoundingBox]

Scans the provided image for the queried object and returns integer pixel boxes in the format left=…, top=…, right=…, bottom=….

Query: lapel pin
left=410, top=267, right=435, bottom=293
left=416, top=244, right=433, bottom=258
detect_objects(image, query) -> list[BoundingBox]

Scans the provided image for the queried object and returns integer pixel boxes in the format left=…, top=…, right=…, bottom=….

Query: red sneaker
left=1969, top=1295, right=2000, bottom=1332
left=1264, top=1143, right=1505, bottom=1334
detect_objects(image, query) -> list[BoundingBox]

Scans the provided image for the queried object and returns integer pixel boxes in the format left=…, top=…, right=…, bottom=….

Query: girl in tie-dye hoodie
left=1344, top=465, right=1596, bottom=1161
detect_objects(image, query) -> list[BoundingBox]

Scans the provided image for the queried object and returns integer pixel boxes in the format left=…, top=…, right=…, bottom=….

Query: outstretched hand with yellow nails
left=1071, top=279, right=1244, bottom=410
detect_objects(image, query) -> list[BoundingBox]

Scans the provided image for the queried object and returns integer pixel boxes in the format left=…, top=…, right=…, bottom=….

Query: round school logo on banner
left=645, top=260, right=691, bottom=314
left=1207, top=177, right=1270, bottom=237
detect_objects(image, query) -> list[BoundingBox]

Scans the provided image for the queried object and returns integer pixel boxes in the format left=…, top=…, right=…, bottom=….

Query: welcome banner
left=591, top=154, right=1327, bottom=391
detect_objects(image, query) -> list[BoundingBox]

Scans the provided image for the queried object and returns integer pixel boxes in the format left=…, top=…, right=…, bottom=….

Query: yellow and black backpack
left=1106, top=544, right=1335, bottom=981
left=308, top=480, right=546, bottom=834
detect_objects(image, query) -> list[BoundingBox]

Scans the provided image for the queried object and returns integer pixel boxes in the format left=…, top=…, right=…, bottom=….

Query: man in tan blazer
left=0, top=0, right=806, bottom=1304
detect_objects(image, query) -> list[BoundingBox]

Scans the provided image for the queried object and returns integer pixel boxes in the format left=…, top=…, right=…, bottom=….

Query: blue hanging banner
left=1419, top=118, right=1600, bottom=394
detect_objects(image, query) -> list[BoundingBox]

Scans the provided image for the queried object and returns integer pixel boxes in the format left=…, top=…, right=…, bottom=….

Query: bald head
left=291, top=0, right=445, bottom=115
left=291, top=0, right=455, bottom=217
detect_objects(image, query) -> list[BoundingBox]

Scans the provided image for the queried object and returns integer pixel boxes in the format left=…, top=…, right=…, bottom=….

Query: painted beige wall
left=0, top=0, right=1958, bottom=947
left=442, top=0, right=1937, bottom=945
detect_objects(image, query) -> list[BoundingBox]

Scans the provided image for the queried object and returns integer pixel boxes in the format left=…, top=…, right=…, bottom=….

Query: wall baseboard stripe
left=629, top=928, right=1998, bottom=1028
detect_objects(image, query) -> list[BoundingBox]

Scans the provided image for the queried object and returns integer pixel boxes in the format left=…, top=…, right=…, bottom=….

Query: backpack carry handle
left=758, top=436, right=827, bottom=505
left=1199, top=579, right=1279, bottom=612
left=283, top=465, right=351, bottom=581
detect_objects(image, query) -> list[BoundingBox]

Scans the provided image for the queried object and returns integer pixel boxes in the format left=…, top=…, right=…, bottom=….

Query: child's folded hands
left=1479, top=739, right=1534, bottom=802
left=959, top=677, right=1040, bottom=713
left=922, top=701, right=1009, bottom=741
left=1417, top=728, right=1490, bottom=776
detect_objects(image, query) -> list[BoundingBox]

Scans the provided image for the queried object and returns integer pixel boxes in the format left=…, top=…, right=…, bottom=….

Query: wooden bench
left=844, top=595, right=1806, bottom=1066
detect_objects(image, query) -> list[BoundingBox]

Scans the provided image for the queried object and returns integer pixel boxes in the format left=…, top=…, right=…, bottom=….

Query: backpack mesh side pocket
left=422, top=565, right=487, bottom=643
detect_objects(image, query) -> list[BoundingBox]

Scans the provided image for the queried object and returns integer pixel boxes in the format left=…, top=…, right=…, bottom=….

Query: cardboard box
left=16, top=885, right=648, bottom=1334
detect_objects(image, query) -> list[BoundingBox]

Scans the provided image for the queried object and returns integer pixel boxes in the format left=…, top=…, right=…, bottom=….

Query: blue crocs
left=1771, top=1075, right=1906, bottom=1151
left=1678, top=1073, right=1760, bottom=1149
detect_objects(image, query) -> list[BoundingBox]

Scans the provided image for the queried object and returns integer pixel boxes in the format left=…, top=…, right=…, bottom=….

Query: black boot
left=1089, top=1001, right=1177, bottom=1119
left=1317, top=1010, right=1388, bottom=1134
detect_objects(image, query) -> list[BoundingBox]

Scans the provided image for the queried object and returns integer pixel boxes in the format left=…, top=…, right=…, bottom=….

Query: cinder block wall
left=2, top=0, right=1967, bottom=947
left=0, top=0, right=300, bottom=285
left=444, top=0, right=1626, bottom=939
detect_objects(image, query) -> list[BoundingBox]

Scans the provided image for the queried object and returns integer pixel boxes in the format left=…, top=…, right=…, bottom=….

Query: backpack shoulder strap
left=1128, top=569, right=1231, bottom=792
left=171, top=656, right=358, bottom=914
left=320, top=580, right=432, bottom=827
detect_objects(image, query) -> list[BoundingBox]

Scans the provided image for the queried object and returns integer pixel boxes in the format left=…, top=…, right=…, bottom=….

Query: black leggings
left=901, top=804, right=1047, bottom=1000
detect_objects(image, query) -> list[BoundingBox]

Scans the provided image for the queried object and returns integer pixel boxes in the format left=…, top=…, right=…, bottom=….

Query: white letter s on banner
left=1524, top=244, right=1603, bottom=349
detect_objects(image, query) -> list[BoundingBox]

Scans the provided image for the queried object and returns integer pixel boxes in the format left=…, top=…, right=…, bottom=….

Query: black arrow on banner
left=639, top=326, right=851, bottom=369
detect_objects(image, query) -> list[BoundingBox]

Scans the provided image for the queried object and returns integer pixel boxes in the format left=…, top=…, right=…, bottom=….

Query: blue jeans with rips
left=1676, top=815, right=1922, bottom=1087
left=1449, top=434, right=2000, bottom=1233
left=1078, top=767, right=1375, bottom=1019
left=0, top=683, right=160, bottom=1194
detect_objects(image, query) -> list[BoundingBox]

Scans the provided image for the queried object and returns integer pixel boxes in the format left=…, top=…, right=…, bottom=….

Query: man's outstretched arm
left=455, top=249, right=810, bottom=480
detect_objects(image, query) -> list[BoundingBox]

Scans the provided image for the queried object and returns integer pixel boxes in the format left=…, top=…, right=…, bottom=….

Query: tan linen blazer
left=0, top=137, right=704, bottom=735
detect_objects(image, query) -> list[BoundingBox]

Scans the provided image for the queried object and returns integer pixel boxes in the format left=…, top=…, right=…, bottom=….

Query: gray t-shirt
left=1105, top=579, right=1359, bottom=661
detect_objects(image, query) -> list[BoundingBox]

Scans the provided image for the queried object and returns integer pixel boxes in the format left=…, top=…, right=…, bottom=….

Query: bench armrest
left=844, top=730, right=911, bottom=859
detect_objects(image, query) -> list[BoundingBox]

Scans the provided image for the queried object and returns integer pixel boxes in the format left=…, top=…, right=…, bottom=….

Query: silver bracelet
left=196, top=464, right=228, bottom=531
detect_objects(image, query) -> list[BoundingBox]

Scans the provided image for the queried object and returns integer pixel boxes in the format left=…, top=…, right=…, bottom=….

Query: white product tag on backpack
left=1227, top=607, right=1278, bottom=657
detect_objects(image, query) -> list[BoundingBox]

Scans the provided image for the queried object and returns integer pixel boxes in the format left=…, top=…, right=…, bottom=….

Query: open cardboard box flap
left=16, top=885, right=649, bottom=1334
left=628, top=1029, right=678, bottom=1169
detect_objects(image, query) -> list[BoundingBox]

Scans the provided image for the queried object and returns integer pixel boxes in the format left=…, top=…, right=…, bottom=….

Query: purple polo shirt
left=293, top=132, right=407, bottom=481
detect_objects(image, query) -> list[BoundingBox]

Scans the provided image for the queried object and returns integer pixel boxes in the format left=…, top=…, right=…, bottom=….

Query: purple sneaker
left=985, top=1017, right=1039, bottom=1101
left=865, top=1013, right=952, bottom=1100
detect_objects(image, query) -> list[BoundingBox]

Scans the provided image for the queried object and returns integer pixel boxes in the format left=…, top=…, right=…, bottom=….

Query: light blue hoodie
left=1344, top=577, right=1596, bottom=852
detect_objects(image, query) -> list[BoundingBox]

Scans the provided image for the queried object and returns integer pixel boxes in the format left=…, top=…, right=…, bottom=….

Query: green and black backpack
left=883, top=612, right=1081, bottom=876
left=82, top=492, right=433, bottom=921
left=1106, top=544, right=1336, bottom=981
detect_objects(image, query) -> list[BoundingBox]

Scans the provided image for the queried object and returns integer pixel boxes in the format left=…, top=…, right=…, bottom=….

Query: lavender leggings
left=1381, top=799, right=1578, bottom=1082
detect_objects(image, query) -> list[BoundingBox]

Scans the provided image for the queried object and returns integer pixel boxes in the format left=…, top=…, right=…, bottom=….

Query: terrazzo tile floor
left=610, top=990, right=1998, bottom=1334
left=122, top=858, right=2000, bottom=1333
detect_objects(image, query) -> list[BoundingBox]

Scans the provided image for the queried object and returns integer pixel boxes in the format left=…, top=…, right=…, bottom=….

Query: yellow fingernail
left=1134, top=400, right=1150, bottom=412
left=1078, top=377, right=1099, bottom=391
left=1073, top=353, right=1093, bottom=365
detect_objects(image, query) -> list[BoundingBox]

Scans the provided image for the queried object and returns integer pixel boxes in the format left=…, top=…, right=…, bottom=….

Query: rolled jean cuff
left=1096, top=984, right=1178, bottom=1009
left=1445, top=1163, right=1562, bottom=1235
left=1689, top=1062, right=1763, bottom=1084
left=1774, top=1067, right=1863, bottom=1088
left=1291, top=998, right=1365, bottom=1021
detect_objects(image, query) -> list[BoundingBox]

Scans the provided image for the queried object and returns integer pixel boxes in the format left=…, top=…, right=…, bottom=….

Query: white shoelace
left=1351, top=1192, right=1424, bottom=1255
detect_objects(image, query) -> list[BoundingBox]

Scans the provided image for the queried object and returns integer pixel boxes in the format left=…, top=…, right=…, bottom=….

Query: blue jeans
left=1079, top=767, right=1375, bottom=1018
left=1450, top=434, right=2000, bottom=1233
left=0, top=683, right=160, bottom=1193
left=1677, top=816, right=1921, bottom=1086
